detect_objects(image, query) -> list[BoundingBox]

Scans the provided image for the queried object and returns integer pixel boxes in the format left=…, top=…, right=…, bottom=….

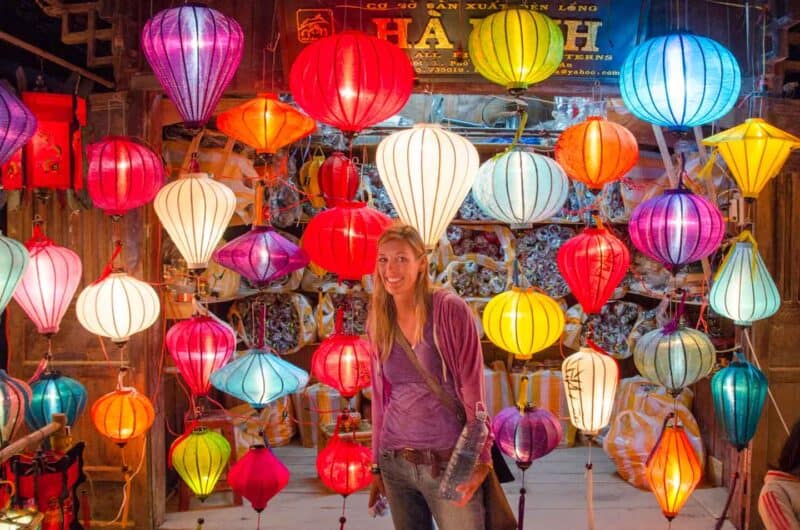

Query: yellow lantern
left=170, top=427, right=231, bottom=501
left=702, top=118, right=800, bottom=199
left=468, top=8, right=564, bottom=94
left=482, top=287, right=564, bottom=359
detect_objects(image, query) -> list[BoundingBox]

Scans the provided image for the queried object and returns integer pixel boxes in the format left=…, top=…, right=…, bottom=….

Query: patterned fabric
left=510, top=370, right=575, bottom=446
left=292, top=383, right=357, bottom=448
left=230, top=397, right=296, bottom=458
left=483, top=366, right=513, bottom=418
left=758, top=471, right=800, bottom=530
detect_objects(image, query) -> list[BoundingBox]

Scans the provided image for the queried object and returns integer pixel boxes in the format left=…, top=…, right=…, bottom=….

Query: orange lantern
left=90, top=370, right=155, bottom=447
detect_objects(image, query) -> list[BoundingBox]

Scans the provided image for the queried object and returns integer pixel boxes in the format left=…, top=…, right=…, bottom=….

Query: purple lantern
left=141, top=5, right=243, bottom=128
left=213, top=226, right=309, bottom=287
left=494, top=405, right=562, bottom=470
left=628, top=181, right=724, bottom=271
left=0, top=83, right=36, bottom=166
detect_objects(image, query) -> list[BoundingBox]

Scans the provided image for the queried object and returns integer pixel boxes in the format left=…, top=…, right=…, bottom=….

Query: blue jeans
left=379, top=450, right=485, bottom=530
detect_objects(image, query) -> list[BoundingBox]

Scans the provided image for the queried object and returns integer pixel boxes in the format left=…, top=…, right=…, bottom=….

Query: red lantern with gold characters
left=319, top=152, right=360, bottom=207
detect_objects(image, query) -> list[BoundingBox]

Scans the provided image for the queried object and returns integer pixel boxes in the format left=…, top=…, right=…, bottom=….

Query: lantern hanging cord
left=518, top=469, right=527, bottom=530
left=714, top=450, right=740, bottom=530
left=508, top=111, right=528, bottom=153
left=743, top=328, right=790, bottom=436
left=93, top=241, right=123, bottom=285
left=586, top=441, right=595, bottom=530
left=87, top=438, right=147, bottom=527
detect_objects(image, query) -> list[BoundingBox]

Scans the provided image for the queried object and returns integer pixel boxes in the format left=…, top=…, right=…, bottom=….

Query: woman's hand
left=368, top=474, right=386, bottom=509
left=453, top=463, right=492, bottom=507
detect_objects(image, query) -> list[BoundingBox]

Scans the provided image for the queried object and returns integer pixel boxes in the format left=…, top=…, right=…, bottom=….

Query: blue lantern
left=619, top=33, right=741, bottom=129
left=711, top=354, right=767, bottom=451
left=0, top=233, right=28, bottom=314
left=26, top=372, right=88, bottom=429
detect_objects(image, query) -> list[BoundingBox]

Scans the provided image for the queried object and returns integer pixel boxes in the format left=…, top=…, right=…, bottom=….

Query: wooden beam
left=0, top=414, right=67, bottom=463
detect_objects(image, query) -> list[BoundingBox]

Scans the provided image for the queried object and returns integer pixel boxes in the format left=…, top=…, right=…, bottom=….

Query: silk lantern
left=711, top=354, right=767, bottom=451
left=483, top=287, right=565, bottom=359
left=376, top=124, right=479, bottom=249
left=26, top=371, right=87, bottom=430
left=86, top=136, right=165, bottom=217
left=562, top=347, right=618, bottom=435
left=557, top=224, right=630, bottom=314
left=13, top=225, right=82, bottom=337
left=154, top=171, right=236, bottom=270
left=141, top=5, right=243, bottom=128
left=555, top=117, right=639, bottom=189
left=166, top=315, right=235, bottom=397
left=0, top=233, right=28, bottom=314
left=301, top=201, right=391, bottom=280
left=703, top=118, right=800, bottom=199
left=0, top=370, right=31, bottom=447
left=91, top=372, right=155, bottom=447
left=493, top=405, right=562, bottom=469
left=468, top=8, right=564, bottom=94
left=628, top=182, right=724, bottom=271
left=0, top=82, right=36, bottom=166
left=619, top=33, right=741, bottom=129
left=316, top=431, right=372, bottom=496
left=311, top=311, right=371, bottom=399
left=228, top=444, right=290, bottom=513
left=170, top=427, right=231, bottom=501
left=289, top=31, right=414, bottom=134
left=319, top=152, right=360, bottom=207
left=472, top=148, right=569, bottom=225
left=645, top=415, right=703, bottom=521
left=213, top=226, right=309, bottom=287
left=709, top=230, right=779, bottom=326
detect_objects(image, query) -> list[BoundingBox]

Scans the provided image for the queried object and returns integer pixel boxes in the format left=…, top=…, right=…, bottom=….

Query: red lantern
left=86, top=136, right=165, bottom=218
left=166, top=315, right=235, bottom=397
left=289, top=31, right=414, bottom=134
left=302, top=201, right=392, bottom=281
left=312, top=310, right=371, bottom=399
left=316, top=429, right=372, bottom=496
left=319, top=152, right=359, bottom=207
left=228, top=444, right=290, bottom=513
left=557, top=223, right=630, bottom=314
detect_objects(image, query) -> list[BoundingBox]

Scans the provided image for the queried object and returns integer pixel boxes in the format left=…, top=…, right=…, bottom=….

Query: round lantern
left=709, top=230, right=779, bottom=326
left=468, top=8, right=564, bottom=94
left=633, top=324, right=715, bottom=396
left=13, top=225, right=82, bottom=336
left=0, top=370, right=31, bottom=447
left=311, top=312, right=371, bottom=399
left=166, top=315, right=236, bottom=397
left=628, top=182, right=724, bottom=271
left=554, top=117, right=639, bottom=190
left=376, top=124, right=479, bottom=249
left=472, top=148, right=569, bottom=225
left=216, top=93, right=315, bottom=155
left=213, top=226, right=309, bottom=287
left=170, top=427, right=231, bottom=501
left=711, top=355, right=767, bottom=451
left=86, top=136, right=165, bottom=217
left=26, top=371, right=87, bottom=430
left=483, top=287, right=565, bottom=359
left=301, top=201, right=392, bottom=280
left=228, top=444, right=290, bottom=513
left=0, top=232, right=29, bottom=315
left=154, top=172, right=237, bottom=270
left=0, top=83, right=36, bottom=166
left=561, top=347, right=618, bottom=437
left=645, top=416, right=703, bottom=521
left=210, top=349, right=309, bottom=410
left=91, top=377, right=155, bottom=447
left=619, top=33, right=740, bottom=129
left=557, top=225, right=630, bottom=314
left=316, top=433, right=372, bottom=496
left=141, top=5, right=243, bottom=128
left=76, top=271, right=161, bottom=345
left=319, top=152, right=360, bottom=207
left=493, top=405, right=562, bottom=469
left=702, top=118, right=800, bottom=199
left=289, top=31, right=414, bottom=134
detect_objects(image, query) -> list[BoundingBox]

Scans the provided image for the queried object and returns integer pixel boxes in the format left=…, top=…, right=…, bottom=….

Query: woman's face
left=377, top=239, right=425, bottom=299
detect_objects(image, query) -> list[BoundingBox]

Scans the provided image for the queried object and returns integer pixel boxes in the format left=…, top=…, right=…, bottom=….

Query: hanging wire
left=742, top=328, right=791, bottom=435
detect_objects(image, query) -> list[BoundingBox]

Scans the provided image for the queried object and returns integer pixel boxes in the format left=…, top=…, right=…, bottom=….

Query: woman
left=759, top=419, right=800, bottom=530
left=366, top=224, right=493, bottom=530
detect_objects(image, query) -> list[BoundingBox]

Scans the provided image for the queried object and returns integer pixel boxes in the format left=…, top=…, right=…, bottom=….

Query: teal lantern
left=711, top=354, right=767, bottom=451
left=619, top=33, right=741, bottom=129
left=26, top=371, right=88, bottom=429
left=0, top=233, right=28, bottom=314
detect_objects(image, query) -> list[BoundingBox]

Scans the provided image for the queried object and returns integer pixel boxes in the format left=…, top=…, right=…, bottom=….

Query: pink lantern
left=213, top=226, right=308, bottom=287
left=228, top=444, right=290, bottom=513
left=311, top=310, right=371, bottom=399
left=493, top=405, right=562, bottom=470
left=166, top=315, right=235, bottom=397
left=0, top=83, right=36, bottom=167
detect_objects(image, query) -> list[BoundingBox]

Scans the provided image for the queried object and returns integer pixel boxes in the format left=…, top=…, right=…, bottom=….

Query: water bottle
left=439, top=408, right=489, bottom=501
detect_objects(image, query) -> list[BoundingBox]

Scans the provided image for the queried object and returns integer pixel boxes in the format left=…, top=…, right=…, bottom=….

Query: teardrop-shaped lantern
left=319, top=152, right=360, bottom=207
left=709, top=230, right=780, bottom=326
left=493, top=405, right=562, bottom=469
left=472, top=148, right=569, bottom=225
left=562, top=347, right=618, bottom=435
left=0, top=232, right=29, bottom=315
left=468, top=8, right=564, bottom=94
left=316, top=431, right=373, bottom=496
left=619, top=33, right=741, bottom=129
left=0, top=82, right=37, bottom=166
left=213, top=226, right=309, bottom=287
left=91, top=374, right=155, bottom=447
left=0, top=370, right=31, bottom=447
left=711, top=354, right=767, bottom=451
left=154, top=172, right=236, bottom=270
left=555, top=117, right=639, bottom=190
left=210, top=349, right=309, bottom=410
left=483, top=287, right=565, bottom=359
left=376, top=124, right=479, bottom=249
left=289, top=31, right=414, bottom=134
left=634, top=324, right=715, bottom=396
left=26, top=371, right=87, bottom=430
left=311, top=311, right=371, bottom=399
left=228, top=444, right=290, bottom=513
left=166, top=315, right=236, bottom=397
left=86, top=136, right=165, bottom=217
left=557, top=224, right=630, bottom=314
left=141, top=5, right=243, bottom=128
left=13, top=225, right=82, bottom=336
left=170, top=427, right=231, bottom=501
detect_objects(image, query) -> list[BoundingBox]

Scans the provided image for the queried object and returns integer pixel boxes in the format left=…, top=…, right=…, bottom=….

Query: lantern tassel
left=697, top=149, right=719, bottom=180
left=517, top=469, right=526, bottom=530
left=339, top=496, right=348, bottom=530
left=586, top=442, right=595, bottom=530
left=516, top=376, right=529, bottom=412
left=508, top=110, right=528, bottom=152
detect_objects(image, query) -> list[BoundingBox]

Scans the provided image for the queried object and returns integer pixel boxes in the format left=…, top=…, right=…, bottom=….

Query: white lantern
left=376, top=124, right=479, bottom=249
left=634, top=324, right=715, bottom=396
left=154, top=172, right=236, bottom=269
left=473, top=148, right=569, bottom=225
left=76, top=271, right=161, bottom=344
left=561, top=347, right=618, bottom=435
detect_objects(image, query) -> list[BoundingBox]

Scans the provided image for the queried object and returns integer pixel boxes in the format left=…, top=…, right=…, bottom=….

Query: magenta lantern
left=311, top=310, right=371, bottom=399
left=213, top=226, right=308, bottom=287
left=141, top=5, right=243, bottom=128
left=13, top=225, right=82, bottom=336
left=166, top=315, right=235, bottom=397
left=0, top=83, right=36, bottom=166
left=319, top=152, right=360, bottom=207
left=493, top=405, right=562, bottom=470
left=228, top=444, right=290, bottom=513
left=86, top=136, right=165, bottom=217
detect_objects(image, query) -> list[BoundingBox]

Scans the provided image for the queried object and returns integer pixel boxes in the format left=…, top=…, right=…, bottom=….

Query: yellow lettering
left=412, top=17, right=454, bottom=49
left=373, top=18, right=413, bottom=48
left=562, top=19, right=602, bottom=52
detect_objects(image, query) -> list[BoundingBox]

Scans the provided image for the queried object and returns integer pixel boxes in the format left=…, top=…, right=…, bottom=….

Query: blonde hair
left=367, top=224, right=432, bottom=361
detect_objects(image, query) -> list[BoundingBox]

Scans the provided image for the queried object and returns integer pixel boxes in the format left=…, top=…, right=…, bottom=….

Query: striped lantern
left=228, top=444, right=290, bottom=513
left=562, top=347, right=619, bottom=435
left=170, top=427, right=231, bottom=500
left=26, top=371, right=88, bottom=430
left=472, top=148, right=569, bottom=225
left=316, top=432, right=373, bottom=496
left=311, top=311, right=371, bottom=399
left=493, top=405, right=562, bottom=469
left=319, top=151, right=360, bottom=207
left=166, top=315, right=236, bottom=397
left=0, top=370, right=31, bottom=447
left=91, top=380, right=155, bottom=447
left=711, top=355, right=767, bottom=451
left=0, top=232, right=28, bottom=314
left=213, top=226, right=309, bottom=287
left=0, top=82, right=36, bottom=166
